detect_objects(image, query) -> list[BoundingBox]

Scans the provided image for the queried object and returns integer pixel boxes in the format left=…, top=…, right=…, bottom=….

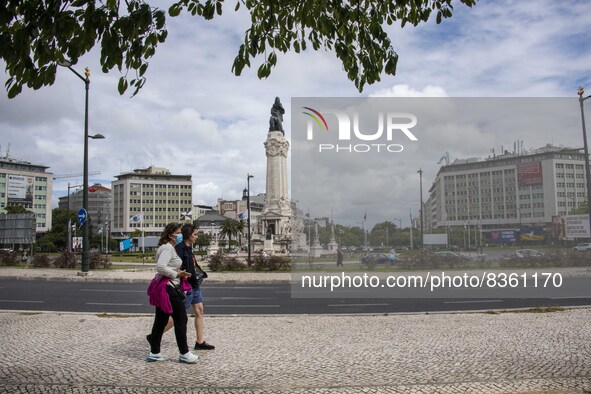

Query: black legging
left=149, top=285, right=189, bottom=355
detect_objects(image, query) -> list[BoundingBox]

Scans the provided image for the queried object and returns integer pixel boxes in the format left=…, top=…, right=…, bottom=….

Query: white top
left=155, top=243, right=181, bottom=285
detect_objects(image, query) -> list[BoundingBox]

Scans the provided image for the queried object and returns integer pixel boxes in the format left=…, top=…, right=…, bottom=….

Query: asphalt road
left=0, top=280, right=590, bottom=314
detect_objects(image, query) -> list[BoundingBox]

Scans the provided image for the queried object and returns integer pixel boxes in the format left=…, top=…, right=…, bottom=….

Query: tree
left=1, top=0, right=477, bottom=98
left=219, top=219, right=240, bottom=251
left=3, top=205, right=34, bottom=214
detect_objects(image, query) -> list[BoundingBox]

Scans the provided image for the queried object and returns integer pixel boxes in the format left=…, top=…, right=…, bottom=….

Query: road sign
left=78, top=208, right=87, bottom=225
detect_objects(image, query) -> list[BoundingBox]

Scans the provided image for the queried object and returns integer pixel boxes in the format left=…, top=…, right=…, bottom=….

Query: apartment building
left=425, top=145, right=589, bottom=233
left=111, top=166, right=192, bottom=238
left=0, top=155, right=53, bottom=233
left=58, top=183, right=111, bottom=234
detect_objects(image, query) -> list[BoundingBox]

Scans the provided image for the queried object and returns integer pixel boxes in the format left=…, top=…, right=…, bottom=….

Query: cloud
left=1, top=0, right=590, bottom=230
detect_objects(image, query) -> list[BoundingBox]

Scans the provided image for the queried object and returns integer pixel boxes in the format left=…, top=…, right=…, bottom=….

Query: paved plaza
left=0, top=267, right=590, bottom=393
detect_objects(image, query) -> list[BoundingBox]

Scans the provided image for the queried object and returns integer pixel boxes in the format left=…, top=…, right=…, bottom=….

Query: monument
left=255, top=97, right=292, bottom=253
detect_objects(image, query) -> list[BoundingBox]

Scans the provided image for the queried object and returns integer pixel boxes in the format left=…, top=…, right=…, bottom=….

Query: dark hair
left=181, top=223, right=198, bottom=242
left=158, top=223, right=182, bottom=246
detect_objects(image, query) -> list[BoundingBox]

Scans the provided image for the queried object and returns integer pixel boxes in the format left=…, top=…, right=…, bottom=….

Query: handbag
left=193, top=256, right=208, bottom=285
left=170, top=281, right=186, bottom=300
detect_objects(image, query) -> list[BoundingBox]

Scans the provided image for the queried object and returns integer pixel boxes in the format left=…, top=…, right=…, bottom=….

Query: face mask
left=175, top=234, right=183, bottom=244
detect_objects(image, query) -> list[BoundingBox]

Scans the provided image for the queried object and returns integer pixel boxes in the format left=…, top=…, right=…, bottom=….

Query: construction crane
left=53, top=171, right=100, bottom=180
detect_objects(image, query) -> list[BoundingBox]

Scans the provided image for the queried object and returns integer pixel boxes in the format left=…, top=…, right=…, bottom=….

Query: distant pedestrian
left=146, top=222, right=199, bottom=364
left=336, top=248, right=344, bottom=267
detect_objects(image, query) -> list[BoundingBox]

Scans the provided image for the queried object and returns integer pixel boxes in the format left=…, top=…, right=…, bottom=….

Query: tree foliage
left=1, top=0, right=477, bottom=97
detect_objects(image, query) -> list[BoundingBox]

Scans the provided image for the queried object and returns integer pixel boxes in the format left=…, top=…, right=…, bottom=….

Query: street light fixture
left=247, top=173, right=254, bottom=264
left=417, top=168, right=424, bottom=249
left=59, top=61, right=104, bottom=273
left=577, top=87, right=591, bottom=241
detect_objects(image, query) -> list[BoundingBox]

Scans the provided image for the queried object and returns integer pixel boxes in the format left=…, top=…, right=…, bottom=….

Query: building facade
left=111, top=166, right=192, bottom=238
left=58, top=183, right=111, bottom=234
left=0, top=156, right=53, bottom=233
left=425, top=145, right=589, bottom=235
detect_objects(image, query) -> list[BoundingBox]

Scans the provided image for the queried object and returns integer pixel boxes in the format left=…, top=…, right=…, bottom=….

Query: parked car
left=573, top=243, right=591, bottom=252
left=361, top=253, right=396, bottom=267
left=515, top=249, right=544, bottom=258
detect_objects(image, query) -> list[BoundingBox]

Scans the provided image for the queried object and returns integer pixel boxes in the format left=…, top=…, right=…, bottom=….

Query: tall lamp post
left=247, top=173, right=254, bottom=264
left=59, top=61, right=105, bottom=272
left=417, top=168, right=424, bottom=249
left=577, top=87, right=591, bottom=241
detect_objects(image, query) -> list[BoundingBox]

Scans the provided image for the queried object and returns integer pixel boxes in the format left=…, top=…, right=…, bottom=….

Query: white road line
left=0, top=300, right=44, bottom=303
left=550, top=296, right=591, bottom=299
left=80, top=289, right=145, bottom=293
left=443, top=300, right=504, bottom=304
left=328, top=303, right=390, bottom=307
left=86, top=302, right=143, bottom=306
left=207, top=304, right=280, bottom=308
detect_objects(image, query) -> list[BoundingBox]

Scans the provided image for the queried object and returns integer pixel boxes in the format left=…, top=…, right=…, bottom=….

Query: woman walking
left=147, top=222, right=199, bottom=364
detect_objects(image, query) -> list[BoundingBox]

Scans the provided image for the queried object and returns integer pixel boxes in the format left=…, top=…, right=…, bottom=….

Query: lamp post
left=247, top=173, right=254, bottom=264
left=418, top=168, right=424, bottom=249
left=577, top=87, right=591, bottom=241
left=59, top=61, right=105, bottom=272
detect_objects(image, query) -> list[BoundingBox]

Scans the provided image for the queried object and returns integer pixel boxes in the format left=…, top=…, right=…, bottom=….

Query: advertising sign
left=7, top=175, right=33, bottom=206
left=516, top=162, right=543, bottom=188
left=72, top=237, right=83, bottom=252
left=119, top=238, right=133, bottom=252
left=488, top=230, right=516, bottom=243
left=564, top=214, right=591, bottom=239
left=520, top=226, right=544, bottom=241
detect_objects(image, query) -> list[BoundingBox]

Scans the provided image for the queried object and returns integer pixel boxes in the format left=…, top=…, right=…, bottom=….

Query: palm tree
left=219, top=219, right=241, bottom=252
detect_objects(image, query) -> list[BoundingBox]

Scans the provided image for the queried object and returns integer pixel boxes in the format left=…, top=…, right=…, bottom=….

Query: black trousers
left=150, top=285, right=189, bottom=355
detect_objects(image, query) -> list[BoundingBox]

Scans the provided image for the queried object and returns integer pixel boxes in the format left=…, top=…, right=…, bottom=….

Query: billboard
left=0, top=214, right=36, bottom=244
left=423, top=233, right=448, bottom=245
left=7, top=175, right=33, bottom=206
left=488, top=230, right=516, bottom=243
left=564, top=214, right=591, bottom=239
left=517, top=162, right=542, bottom=188
left=520, top=226, right=544, bottom=241
left=119, top=238, right=133, bottom=251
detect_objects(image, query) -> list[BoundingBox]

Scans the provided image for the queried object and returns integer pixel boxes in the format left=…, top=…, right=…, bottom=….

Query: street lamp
left=418, top=168, right=424, bottom=249
left=59, top=60, right=105, bottom=273
left=577, top=87, right=591, bottom=241
left=247, top=173, right=254, bottom=264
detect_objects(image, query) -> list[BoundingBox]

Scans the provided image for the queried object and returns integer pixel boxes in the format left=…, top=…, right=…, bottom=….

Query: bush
left=206, top=253, right=247, bottom=271
left=53, top=250, right=79, bottom=269
left=89, top=252, right=112, bottom=269
left=31, top=254, right=52, bottom=268
left=222, top=256, right=246, bottom=271
left=252, top=254, right=290, bottom=271
left=0, top=249, right=18, bottom=266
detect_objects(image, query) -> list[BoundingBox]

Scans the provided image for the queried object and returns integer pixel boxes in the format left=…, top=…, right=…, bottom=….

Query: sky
left=1, top=0, right=590, bottom=229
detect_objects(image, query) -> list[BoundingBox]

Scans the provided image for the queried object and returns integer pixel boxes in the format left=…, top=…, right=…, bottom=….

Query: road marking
left=0, top=300, right=44, bottom=303
left=444, top=300, right=503, bottom=304
left=220, top=297, right=273, bottom=300
left=328, top=303, right=390, bottom=307
left=207, top=304, right=280, bottom=308
left=86, top=302, right=143, bottom=306
left=550, top=296, right=591, bottom=299
left=80, top=289, right=145, bottom=293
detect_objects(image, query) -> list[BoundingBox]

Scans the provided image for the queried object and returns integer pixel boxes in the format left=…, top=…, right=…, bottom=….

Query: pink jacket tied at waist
left=147, top=273, right=191, bottom=314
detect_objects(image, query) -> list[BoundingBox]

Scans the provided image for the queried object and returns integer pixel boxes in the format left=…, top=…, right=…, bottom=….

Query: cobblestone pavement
left=0, top=267, right=590, bottom=393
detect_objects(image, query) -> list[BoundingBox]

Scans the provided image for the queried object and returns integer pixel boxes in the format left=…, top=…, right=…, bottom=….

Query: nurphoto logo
left=302, top=107, right=418, bottom=153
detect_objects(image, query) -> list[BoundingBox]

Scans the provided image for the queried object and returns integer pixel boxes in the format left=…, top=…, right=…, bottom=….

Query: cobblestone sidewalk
left=0, top=308, right=590, bottom=393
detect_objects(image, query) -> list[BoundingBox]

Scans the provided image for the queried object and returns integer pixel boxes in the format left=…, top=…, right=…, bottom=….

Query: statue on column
left=269, top=96, right=285, bottom=134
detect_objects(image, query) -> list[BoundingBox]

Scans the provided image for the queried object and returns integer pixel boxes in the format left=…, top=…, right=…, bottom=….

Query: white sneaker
left=147, top=352, right=168, bottom=362
left=179, top=351, right=199, bottom=364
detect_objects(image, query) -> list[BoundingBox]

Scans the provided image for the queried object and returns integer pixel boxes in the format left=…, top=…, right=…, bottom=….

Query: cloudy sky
left=1, top=0, right=590, bottom=229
